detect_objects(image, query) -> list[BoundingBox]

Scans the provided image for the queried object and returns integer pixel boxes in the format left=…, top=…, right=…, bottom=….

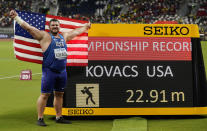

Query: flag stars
left=15, top=11, right=47, bottom=38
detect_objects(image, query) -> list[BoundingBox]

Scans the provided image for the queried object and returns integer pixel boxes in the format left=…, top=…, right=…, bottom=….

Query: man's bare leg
left=36, top=93, right=50, bottom=126
left=54, top=91, right=71, bottom=124
left=54, top=91, right=64, bottom=117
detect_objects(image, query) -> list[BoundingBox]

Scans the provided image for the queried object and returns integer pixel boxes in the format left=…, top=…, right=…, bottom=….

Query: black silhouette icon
left=81, top=86, right=96, bottom=105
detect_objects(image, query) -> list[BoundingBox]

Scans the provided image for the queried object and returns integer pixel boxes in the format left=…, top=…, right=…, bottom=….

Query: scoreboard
left=45, top=24, right=207, bottom=115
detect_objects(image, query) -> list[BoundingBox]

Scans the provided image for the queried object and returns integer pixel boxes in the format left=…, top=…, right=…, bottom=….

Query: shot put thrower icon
left=81, top=87, right=96, bottom=105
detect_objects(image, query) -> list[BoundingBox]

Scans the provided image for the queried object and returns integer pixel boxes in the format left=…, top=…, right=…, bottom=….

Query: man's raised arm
left=63, top=22, right=91, bottom=42
left=10, top=10, right=46, bottom=41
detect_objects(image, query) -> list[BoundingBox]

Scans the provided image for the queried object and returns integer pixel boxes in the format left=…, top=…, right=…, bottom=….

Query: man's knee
left=40, top=93, right=51, bottom=100
left=54, top=91, right=64, bottom=98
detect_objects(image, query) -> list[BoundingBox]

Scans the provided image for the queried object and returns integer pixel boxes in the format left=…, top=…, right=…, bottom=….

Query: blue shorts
left=41, top=68, right=67, bottom=93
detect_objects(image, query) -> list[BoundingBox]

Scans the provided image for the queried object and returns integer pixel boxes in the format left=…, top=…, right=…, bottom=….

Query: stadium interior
left=0, top=0, right=207, bottom=40
left=1, top=0, right=207, bottom=130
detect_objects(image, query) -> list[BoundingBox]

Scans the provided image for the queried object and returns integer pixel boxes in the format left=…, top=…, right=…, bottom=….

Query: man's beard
left=50, top=29, right=59, bottom=35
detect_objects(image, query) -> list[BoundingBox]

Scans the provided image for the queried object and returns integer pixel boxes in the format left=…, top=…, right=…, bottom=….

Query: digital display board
left=45, top=24, right=207, bottom=115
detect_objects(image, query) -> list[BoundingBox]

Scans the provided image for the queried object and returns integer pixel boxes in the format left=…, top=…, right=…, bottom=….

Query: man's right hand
left=9, top=10, right=18, bottom=19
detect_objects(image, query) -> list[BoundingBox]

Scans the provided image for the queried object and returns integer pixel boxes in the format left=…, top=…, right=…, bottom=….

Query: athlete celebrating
left=10, top=10, right=90, bottom=126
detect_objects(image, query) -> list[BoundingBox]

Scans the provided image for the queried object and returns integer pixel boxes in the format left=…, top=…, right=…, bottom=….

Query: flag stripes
left=14, top=10, right=88, bottom=66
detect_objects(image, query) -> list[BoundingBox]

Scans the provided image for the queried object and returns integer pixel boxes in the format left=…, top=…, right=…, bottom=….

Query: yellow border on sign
left=88, top=24, right=200, bottom=38
left=44, top=107, right=207, bottom=116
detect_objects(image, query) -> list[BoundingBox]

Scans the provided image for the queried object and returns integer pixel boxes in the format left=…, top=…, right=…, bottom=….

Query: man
left=9, top=10, right=91, bottom=126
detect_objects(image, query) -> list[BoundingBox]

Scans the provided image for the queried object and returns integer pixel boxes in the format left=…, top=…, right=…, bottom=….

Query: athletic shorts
left=41, top=67, right=67, bottom=93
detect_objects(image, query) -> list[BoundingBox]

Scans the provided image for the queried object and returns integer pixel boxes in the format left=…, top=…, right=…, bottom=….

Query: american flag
left=14, top=10, right=88, bottom=66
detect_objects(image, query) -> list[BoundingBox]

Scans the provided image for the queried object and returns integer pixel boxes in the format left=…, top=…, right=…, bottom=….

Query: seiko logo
left=68, top=109, right=94, bottom=115
left=144, top=26, right=189, bottom=35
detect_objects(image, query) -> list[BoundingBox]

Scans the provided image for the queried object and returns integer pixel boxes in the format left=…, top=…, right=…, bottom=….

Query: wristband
left=14, top=16, right=24, bottom=26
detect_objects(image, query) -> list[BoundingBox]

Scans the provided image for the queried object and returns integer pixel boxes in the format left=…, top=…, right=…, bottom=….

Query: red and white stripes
left=14, top=14, right=88, bottom=66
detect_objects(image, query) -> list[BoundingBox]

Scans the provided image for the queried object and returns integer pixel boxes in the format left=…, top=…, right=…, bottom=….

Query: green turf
left=147, top=116, right=207, bottom=131
left=112, top=117, right=147, bottom=131
left=1, top=40, right=207, bottom=131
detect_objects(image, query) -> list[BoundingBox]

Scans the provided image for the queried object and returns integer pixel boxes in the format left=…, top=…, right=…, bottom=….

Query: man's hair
left=49, top=18, right=60, bottom=25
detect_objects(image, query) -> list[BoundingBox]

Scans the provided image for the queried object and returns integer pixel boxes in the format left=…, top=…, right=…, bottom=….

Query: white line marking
left=0, top=73, right=42, bottom=80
